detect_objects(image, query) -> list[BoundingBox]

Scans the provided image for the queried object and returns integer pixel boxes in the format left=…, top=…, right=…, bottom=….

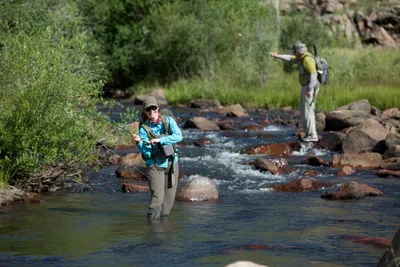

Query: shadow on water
left=1, top=104, right=399, bottom=267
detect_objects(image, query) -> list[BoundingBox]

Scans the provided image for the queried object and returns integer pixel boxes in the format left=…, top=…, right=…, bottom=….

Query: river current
left=1, top=102, right=399, bottom=267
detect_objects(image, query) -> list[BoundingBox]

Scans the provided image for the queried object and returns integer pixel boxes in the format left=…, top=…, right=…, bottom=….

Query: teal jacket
left=136, top=116, right=182, bottom=168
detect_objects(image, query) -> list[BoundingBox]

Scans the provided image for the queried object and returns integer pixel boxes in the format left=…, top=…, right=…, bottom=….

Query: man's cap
left=142, top=96, right=159, bottom=109
left=292, top=41, right=306, bottom=53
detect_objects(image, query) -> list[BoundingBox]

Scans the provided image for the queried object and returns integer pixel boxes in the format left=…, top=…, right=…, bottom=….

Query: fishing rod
left=85, top=110, right=134, bottom=135
left=85, top=109, right=153, bottom=179
left=238, top=33, right=268, bottom=52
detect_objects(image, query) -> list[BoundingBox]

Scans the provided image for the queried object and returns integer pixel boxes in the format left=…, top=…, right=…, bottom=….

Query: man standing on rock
left=269, top=41, right=320, bottom=142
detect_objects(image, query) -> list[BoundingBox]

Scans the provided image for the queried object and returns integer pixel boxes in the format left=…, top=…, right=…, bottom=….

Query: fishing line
left=84, top=110, right=134, bottom=135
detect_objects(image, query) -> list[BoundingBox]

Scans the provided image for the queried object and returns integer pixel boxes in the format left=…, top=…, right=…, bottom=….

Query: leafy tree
left=0, top=0, right=116, bottom=185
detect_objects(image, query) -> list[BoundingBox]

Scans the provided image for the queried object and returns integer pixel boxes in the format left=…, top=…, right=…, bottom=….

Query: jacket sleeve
left=159, top=117, right=182, bottom=145
left=276, top=54, right=295, bottom=62
left=136, top=126, right=153, bottom=159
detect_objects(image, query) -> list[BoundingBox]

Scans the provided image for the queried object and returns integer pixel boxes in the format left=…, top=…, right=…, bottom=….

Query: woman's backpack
left=313, top=44, right=329, bottom=85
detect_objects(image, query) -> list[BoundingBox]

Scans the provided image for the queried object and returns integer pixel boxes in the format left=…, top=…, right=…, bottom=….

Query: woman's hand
left=149, top=138, right=160, bottom=144
left=132, top=134, right=141, bottom=143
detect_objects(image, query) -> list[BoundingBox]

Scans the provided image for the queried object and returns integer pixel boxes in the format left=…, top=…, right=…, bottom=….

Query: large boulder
left=319, top=131, right=345, bottom=151
left=115, top=153, right=146, bottom=180
left=321, top=181, right=364, bottom=200
left=176, top=175, right=219, bottom=201
left=342, top=119, right=389, bottom=153
left=338, top=99, right=372, bottom=112
left=218, top=104, right=249, bottom=118
left=183, top=117, right=220, bottom=131
left=324, top=110, right=369, bottom=131
left=333, top=152, right=382, bottom=168
left=374, top=131, right=400, bottom=155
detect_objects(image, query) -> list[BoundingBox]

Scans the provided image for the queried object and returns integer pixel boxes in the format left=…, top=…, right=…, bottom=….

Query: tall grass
left=166, top=47, right=400, bottom=111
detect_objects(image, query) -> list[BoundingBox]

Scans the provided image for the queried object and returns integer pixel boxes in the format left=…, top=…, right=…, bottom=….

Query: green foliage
left=78, top=0, right=279, bottom=90
left=279, top=10, right=347, bottom=51
left=0, top=157, right=18, bottom=188
left=0, top=0, right=113, bottom=184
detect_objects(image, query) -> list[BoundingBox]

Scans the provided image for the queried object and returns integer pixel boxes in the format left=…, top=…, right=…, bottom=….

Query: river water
left=1, top=102, right=399, bottom=267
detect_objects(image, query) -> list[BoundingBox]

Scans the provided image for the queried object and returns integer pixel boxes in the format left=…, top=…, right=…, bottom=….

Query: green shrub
left=78, top=0, right=279, bottom=90
left=0, top=0, right=117, bottom=185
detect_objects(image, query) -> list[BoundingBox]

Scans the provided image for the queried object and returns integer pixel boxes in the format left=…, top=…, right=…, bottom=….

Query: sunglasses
left=145, top=106, right=158, bottom=112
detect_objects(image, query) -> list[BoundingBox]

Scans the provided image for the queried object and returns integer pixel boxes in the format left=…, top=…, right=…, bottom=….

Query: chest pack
left=139, top=115, right=179, bottom=161
left=304, top=45, right=329, bottom=85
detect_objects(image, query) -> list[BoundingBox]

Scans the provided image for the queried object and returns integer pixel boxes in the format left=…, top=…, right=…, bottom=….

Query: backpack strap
left=161, top=115, right=170, bottom=135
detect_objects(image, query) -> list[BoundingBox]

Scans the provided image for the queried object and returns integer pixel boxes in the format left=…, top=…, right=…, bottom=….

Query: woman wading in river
left=132, top=96, right=182, bottom=221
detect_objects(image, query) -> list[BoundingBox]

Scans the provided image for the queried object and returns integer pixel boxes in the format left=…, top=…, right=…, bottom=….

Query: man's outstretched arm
left=269, top=52, right=294, bottom=62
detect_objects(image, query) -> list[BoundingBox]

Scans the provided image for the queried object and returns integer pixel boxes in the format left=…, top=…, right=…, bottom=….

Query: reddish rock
left=359, top=184, right=384, bottom=196
left=254, top=158, right=288, bottom=174
left=247, top=143, right=293, bottom=156
left=337, top=165, right=355, bottom=176
left=237, top=244, right=272, bottom=250
left=287, top=141, right=302, bottom=152
left=302, top=156, right=330, bottom=167
left=245, top=124, right=263, bottom=131
left=272, top=178, right=333, bottom=192
left=260, top=118, right=271, bottom=127
left=354, top=237, right=391, bottom=248
left=115, top=167, right=145, bottom=180
left=115, top=144, right=137, bottom=150
left=122, top=182, right=149, bottom=193
left=321, top=181, right=363, bottom=200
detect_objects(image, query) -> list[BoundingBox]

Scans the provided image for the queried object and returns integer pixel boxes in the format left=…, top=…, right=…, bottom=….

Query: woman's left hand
left=149, top=138, right=160, bottom=144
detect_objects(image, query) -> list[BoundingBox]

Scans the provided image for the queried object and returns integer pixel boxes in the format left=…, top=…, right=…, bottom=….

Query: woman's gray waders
left=146, top=161, right=179, bottom=221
